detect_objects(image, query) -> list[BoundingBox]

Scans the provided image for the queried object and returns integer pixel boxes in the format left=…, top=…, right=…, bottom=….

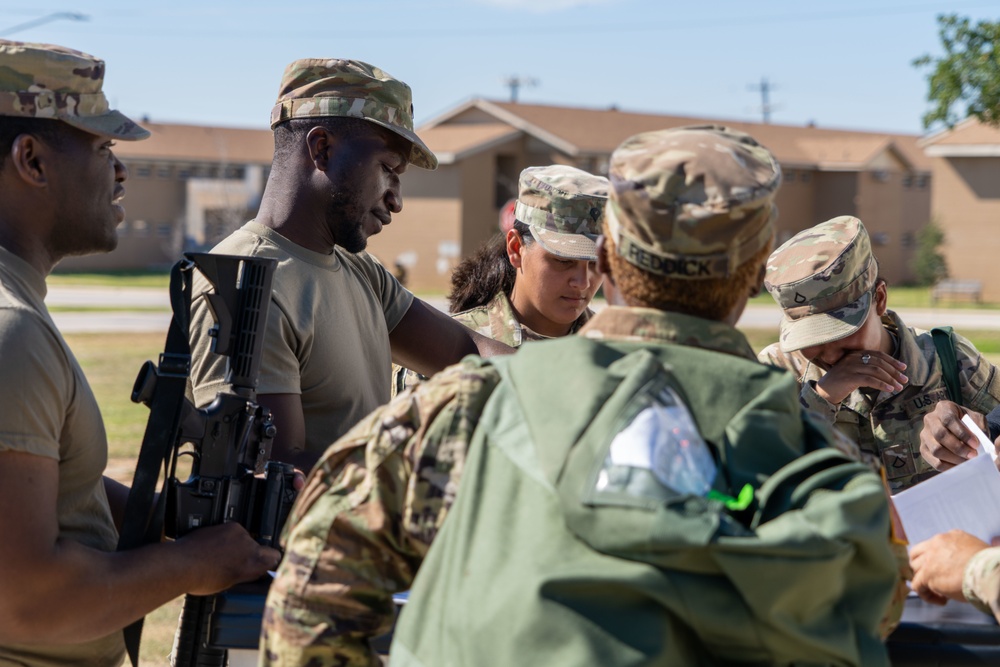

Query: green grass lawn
left=749, top=285, right=998, bottom=310
left=48, top=270, right=171, bottom=289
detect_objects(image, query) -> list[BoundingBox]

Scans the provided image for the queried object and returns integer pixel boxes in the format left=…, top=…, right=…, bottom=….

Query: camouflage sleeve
left=757, top=344, right=840, bottom=421
left=799, top=380, right=839, bottom=422
left=953, top=332, right=1000, bottom=415
left=261, top=359, right=501, bottom=667
left=390, top=362, right=426, bottom=400
left=963, top=546, right=1000, bottom=621
left=756, top=342, right=787, bottom=367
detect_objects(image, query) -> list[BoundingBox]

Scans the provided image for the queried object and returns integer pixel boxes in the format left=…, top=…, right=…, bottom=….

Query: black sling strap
left=116, top=258, right=195, bottom=667
left=931, top=326, right=962, bottom=407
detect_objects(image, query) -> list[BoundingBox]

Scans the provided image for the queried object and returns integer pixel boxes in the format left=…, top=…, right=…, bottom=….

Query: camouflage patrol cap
left=514, top=165, right=608, bottom=261
left=0, top=41, right=148, bottom=140
left=606, top=125, right=780, bottom=280
left=765, top=216, right=878, bottom=352
left=270, top=58, right=437, bottom=170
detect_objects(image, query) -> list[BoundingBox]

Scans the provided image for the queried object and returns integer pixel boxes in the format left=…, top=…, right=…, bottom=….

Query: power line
left=0, top=12, right=88, bottom=37
left=216, top=1, right=1000, bottom=40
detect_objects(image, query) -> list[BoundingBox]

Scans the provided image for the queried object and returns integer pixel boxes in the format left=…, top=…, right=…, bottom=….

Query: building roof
left=416, top=123, right=521, bottom=165
left=421, top=99, right=931, bottom=172
left=112, top=122, right=274, bottom=164
left=920, top=117, right=1000, bottom=157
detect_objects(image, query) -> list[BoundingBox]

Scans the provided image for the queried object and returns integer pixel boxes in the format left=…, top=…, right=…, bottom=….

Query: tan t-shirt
left=0, top=247, right=124, bottom=666
left=189, top=221, right=414, bottom=458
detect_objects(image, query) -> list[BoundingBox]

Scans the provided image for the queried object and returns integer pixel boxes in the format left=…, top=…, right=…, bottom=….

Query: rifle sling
left=931, top=326, right=962, bottom=408
left=117, top=260, right=194, bottom=667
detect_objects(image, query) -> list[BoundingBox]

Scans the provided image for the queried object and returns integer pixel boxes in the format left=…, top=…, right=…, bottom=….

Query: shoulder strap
left=931, top=326, right=962, bottom=407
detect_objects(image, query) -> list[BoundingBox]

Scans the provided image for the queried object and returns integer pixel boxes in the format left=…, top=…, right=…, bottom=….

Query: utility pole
left=748, top=77, right=777, bottom=124
left=0, top=12, right=88, bottom=37
left=502, top=75, right=538, bottom=103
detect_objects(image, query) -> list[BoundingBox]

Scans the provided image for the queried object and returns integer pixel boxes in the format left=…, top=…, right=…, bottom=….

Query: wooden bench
left=931, top=279, right=983, bottom=304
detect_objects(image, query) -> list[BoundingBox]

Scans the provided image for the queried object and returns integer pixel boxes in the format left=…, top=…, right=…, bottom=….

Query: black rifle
left=116, top=252, right=296, bottom=667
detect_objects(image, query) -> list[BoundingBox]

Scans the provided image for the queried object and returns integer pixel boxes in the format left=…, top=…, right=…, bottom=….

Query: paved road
left=45, top=286, right=1000, bottom=333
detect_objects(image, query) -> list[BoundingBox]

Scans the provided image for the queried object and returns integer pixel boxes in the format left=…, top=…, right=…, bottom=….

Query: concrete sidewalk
left=46, top=286, right=1000, bottom=333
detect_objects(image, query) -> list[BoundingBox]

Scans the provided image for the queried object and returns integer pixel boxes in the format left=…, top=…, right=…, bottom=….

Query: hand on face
left=920, top=401, right=985, bottom=471
left=813, top=348, right=908, bottom=405
left=910, top=530, right=990, bottom=605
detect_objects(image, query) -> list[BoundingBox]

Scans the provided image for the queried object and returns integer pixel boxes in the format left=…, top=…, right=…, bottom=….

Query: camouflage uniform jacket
left=262, top=306, right=821, bottom=666
left=392, top=290, right=592, bottom=395
left=758, top=310, right=1000, bottom=492
left=964, top=546, right=1000, bottom=622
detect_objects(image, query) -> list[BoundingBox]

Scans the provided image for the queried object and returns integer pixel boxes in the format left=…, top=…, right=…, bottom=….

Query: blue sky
left=5, top=1, right=1000, bottom=136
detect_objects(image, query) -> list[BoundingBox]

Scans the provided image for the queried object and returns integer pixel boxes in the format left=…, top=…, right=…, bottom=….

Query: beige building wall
left=772, top=167, right=818, bottom=245
left=367, top=164, right=464, bottom=294
left=930, top=156, right=1000, bottom=301
left=813, top=171, right=859, bottom=223
left=857, top=169, right=907, bottom=285
left=57, top=171, right=189, bottom=271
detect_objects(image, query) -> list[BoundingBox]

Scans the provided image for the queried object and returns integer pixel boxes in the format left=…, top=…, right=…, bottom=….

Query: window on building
left=871, top=232, right=889, bottom=246
left=176, top=166, right=192, bottom=180
left=156, top=166, right=172, bottom=179
left=916, top=174, right=930, bottom=189
left=902, top=232, right=914, bottom=247
left=785, top=170, right=796, bottom=182
left=799, top=171, right=811, bottom=183
left=134, top=165, right=151, bottom=178
left=132, top=219, right=149, bottom=237
left=225, top=166, right=246, bottom=180
left=157, top=223, right=172, bottom=238
left=902, top=174, right=914, bottom=188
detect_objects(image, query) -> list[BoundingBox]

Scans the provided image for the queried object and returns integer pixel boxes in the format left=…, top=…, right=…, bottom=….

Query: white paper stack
left=892, top=414, right=1000, bottom=547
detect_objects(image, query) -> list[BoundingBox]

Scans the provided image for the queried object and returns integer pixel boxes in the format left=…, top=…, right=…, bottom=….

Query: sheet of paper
left=893, top=450, right=1000, bottom=547
left=962, top=413, right=997, bottom=461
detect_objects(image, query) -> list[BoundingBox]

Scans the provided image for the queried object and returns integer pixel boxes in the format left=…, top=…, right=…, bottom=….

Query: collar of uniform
left=579, top=306, right=757, bottom=360
left=887, top=309, right=932, bottom=389
left=487, top=291, right=525, bottom=347
left=487, top=291, right=595, bottom=346
left=0, top=243, right=48, bottom=303
left=242, top=220, right=342, bottom=270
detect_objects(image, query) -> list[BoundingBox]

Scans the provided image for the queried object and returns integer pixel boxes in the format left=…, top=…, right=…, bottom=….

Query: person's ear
left=9, top=134, right=48, bottom=188
left=874, top=281, right=888, bottom=316
left=305, top=126, right=334, bottom=171
left=507, top=229, right=524, bottom=269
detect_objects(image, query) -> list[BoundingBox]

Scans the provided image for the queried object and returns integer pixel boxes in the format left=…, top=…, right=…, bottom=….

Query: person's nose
left=113, top=153, right=127, bottom=182
left=569, top=262, right=589, bottom=289
left=386, top=181, right=402, bottom=214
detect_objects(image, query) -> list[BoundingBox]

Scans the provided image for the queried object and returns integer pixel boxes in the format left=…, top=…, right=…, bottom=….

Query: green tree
left=913, top=14, right=1000, bottom=128
left=911, top=221, right=949, bottom=286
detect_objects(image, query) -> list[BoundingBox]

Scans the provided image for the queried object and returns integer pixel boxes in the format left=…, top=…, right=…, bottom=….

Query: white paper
left=962, top=413, right=997, bottom=461
left=893, top=452, right=1000, bottom=547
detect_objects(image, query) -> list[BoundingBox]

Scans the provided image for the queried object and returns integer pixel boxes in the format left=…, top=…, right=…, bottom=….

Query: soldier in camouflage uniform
left=911, top=529, right=1000, bottom=624
left=0, top=42, right=279, bottom=666
left=759, top=216, right=1000, bottom=492
left=187, top=58, right=511, bottom=472
left=261, top=126, right=902, bottom=666
left=392, top=165, right=606, bottom=392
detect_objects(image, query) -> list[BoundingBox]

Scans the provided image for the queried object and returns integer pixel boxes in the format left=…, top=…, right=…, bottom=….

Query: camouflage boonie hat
left=270, top=58, right=437, bottom=170
left=606, top=125, right=780, bottom=280
left=0, top=41, right=148, bottom=140
left=765, top=216, right=878, bottom=352
left=514, top=165, right=608, bottom=261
